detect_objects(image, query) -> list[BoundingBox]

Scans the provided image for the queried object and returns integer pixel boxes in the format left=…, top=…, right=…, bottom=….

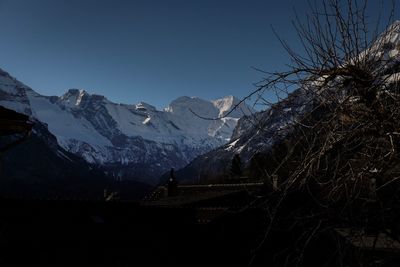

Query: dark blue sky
left=0, top=0, right=396, bottom=108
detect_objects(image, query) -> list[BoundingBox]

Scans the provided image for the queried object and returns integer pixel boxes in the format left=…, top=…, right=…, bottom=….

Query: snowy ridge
left=0, top=69, right=254, bottom=183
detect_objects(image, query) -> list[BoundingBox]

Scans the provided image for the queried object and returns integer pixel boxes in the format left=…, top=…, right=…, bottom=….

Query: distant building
left=142, top=176, right=267, bottom=224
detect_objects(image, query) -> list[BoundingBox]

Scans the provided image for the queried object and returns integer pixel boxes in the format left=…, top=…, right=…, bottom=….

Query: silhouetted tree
left=242, top=1, right=400, bottom=266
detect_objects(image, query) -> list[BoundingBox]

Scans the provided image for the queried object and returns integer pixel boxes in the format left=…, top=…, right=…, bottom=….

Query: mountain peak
left=390, top=20, right=400, bottom=28
left=221, top=94, right=236, bottom=100
left=165, top=96, right=215, bottom=115
left=212, top=95, right=254, bottom=117
left=354, top=20, right=400, bottom=72
left=66, top=88, right=87, bottom=95
left=0, top=68, right=12, bottom=79
left=173, top=96, right=200, bottom=102
left=60, top=88, right=89, bottom=107
left=0, top=67, right=30, bottom=94
left=135, top=102, right=156, bottom=111
left=374, top=20, right=400, bottom=46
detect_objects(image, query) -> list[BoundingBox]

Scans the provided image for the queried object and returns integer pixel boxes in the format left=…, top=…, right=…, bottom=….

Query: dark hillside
left=0, top=117, right=152, bottom=200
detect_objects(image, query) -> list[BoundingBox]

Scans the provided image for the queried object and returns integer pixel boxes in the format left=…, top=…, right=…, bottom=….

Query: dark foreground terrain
left=1, top=195, right=398, bottom=267
left=0, top=198, right=267, bottom=267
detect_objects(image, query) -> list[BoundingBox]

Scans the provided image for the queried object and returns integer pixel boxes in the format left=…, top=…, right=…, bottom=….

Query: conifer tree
left=230, top=154, right=242, bottom=178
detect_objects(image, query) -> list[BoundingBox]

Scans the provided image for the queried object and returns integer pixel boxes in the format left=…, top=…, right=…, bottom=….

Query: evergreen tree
left=230, top=154, right=242, bottom=178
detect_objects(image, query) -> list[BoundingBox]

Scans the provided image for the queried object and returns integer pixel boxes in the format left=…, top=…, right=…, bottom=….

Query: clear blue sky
left=0, top=0, right=396, bottom=109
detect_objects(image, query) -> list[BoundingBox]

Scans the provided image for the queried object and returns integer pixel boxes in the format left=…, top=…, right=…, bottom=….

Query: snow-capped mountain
left=0, top=68, right=254, bottom=184
left=174, top=21, right=400, bottom=182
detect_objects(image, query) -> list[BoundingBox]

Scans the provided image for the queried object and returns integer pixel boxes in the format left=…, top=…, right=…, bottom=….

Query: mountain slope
left=0, top=118, right=108, bottom=199
left=174, top=21, right=400, bottom=183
